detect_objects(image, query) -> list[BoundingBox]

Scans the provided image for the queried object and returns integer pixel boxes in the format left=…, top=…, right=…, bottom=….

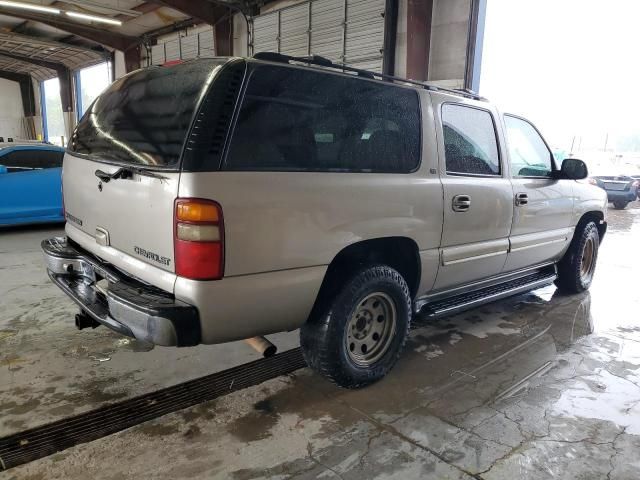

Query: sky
left=479, top=0, right=640, bottom=154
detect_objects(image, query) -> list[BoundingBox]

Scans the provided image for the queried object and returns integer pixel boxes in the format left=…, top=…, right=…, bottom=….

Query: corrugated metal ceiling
left=0, top=1, right=189, bottom=76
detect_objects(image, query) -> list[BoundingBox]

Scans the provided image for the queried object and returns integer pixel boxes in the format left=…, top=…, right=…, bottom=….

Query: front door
left=502, top=115, right=574, bottom=272
left=433, top=100, right=514, bottom=291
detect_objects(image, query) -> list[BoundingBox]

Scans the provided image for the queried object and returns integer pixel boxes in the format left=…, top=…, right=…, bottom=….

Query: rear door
left=62, top=60, right=230, bottom=289
left=0, top=148, right=63, bottom=223
left=432, top=96, right=514, bottom=291
left=502, top=115, right=573, bottom=272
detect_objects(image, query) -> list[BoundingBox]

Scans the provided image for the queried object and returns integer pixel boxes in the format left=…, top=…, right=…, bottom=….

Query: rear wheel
left=300, top=265, right=411, bottom=389
left=613, top=200, right=629, bottom=210
left=556, top=221, right=599, bottom=293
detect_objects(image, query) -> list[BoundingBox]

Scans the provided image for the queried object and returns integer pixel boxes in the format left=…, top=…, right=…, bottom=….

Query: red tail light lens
left=174, top=199, right=224, bottom=280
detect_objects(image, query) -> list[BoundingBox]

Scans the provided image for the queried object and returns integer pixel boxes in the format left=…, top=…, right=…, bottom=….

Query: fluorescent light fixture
left=0, top=1, right=60, bottom=14
left=65, top=11, right=122, bottom=26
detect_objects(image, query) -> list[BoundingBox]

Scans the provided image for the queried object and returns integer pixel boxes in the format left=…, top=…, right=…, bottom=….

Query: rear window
left=0, top=149, right=63, bottom=169
left=225, top=65, right=421, bottom=173
left=69, top=60, right=227, bottom=169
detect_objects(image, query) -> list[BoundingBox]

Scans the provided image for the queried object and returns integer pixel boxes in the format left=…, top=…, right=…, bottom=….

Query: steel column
left=215, top=13, right=234, bottom=56
left=406, top=0, right=433, bottom=81
left=464, top=0, right=487, bottom=91
left=382, top=0, right=398, bottom=76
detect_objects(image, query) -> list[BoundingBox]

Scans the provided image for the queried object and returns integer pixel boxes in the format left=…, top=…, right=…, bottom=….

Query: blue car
left=0, top=143, right=65, bottom=226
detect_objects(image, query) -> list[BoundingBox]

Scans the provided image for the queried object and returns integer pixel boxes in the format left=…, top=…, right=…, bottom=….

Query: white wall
left=114, top=50, right=126, bottom=80
left=0, top=78, right=25, bottom=140
left=428, top=0, right=470, bottom=86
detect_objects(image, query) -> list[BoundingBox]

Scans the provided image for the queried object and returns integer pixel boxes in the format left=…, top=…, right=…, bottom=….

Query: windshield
left=69, top=59, right=227, bottom=169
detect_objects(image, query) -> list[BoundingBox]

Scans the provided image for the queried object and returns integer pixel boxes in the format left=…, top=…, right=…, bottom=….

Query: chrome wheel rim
left=580, top=236, right=596, bottom=282
left=346, top=292, right=397, bottom=366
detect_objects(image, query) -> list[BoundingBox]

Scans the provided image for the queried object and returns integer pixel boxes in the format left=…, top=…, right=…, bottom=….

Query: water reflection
left=605, top=202, right=640, bottom=233
left=412, top=290, right=593, bottom=408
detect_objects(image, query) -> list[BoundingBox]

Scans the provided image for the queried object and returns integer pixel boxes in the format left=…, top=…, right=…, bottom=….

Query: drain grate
left=0, top=347, right=306, bottom=471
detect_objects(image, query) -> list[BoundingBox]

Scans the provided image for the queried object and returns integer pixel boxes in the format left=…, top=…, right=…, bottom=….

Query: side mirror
left=559, top=158, right=588, bottom=180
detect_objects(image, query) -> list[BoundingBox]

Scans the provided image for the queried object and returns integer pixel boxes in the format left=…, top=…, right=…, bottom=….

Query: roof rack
left=252, top=52, right=486, bottom=101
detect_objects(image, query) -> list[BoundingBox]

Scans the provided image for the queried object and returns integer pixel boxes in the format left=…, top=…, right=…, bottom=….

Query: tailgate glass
left=69, top=59, right=227, bottom=169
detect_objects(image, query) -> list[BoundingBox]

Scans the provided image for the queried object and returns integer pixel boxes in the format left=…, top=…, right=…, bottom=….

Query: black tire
left=613, top=201, right=629, bottom=210
left=556, top=221, right=599, bottom=293
left=300, top=265, right=411, bottom=389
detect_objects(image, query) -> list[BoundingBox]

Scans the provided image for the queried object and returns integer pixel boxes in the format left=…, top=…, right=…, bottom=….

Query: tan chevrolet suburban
left=42, top=54, right=607, bottom=388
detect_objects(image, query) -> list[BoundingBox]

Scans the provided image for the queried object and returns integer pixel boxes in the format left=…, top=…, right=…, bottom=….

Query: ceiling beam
left=0, top=8, right=140, bottom=51
left=0, top=51, right=64, bottom=73
left=148, top=0, right=229, bottom=25
left=114, top=2, right=162, bottom=21
left=0, top=31, right=108, bottom=58
left=0, top=51, right=73, bottom=112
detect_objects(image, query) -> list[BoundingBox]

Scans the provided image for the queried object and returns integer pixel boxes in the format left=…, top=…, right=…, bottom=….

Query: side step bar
left=419, top=269, right=557, bottom=319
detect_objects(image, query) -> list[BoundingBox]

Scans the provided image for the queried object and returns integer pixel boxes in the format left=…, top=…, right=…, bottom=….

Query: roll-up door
left=251, top=0, right=386, bottom=72
left=345, top=0, right=385, bottom=71
left=150, top=27, right=216, bottom=65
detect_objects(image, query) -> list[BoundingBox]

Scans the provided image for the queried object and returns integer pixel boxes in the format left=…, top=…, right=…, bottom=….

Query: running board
left=419, top=270, right=557, bottom=319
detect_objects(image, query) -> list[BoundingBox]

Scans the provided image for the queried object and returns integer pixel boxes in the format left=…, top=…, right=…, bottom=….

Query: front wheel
left=556, top=221, right=600, bottom=293
left=613, top=201, right=629, bottom=210
left=300, top=265, right=411, bottom=389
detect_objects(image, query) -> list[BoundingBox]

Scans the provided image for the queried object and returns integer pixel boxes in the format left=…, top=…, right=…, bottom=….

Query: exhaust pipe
left=244, top=336, right=277, bottom=358
left=75, top=312, right=100, bottom=330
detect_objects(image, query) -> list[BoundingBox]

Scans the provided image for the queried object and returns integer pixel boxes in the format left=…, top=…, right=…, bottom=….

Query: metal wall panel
left=345, top=0, right=385, bottom=70
left=310, top=0, right=344, bottom=62
left=279, top=3, right=310, bottom=56
left=150, top=44, right=165, bottom=65
left=198, top=29, right=215, bottom=57
left=164, top=38, right=181, bottom=62
left=180, top=35, right=198, bottom=60
left=251, top=0, right=386, bottom=72
left=149, top=26, right=215, bottom=66
left=253, top=12, right=279, bottom=54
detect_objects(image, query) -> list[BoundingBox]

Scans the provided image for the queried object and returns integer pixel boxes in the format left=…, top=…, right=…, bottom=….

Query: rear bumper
left=42, top=237, right=200, bottom=346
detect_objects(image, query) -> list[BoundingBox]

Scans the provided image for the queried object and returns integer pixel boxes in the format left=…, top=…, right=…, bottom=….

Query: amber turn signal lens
left=176, top=201, right=219, bottom=222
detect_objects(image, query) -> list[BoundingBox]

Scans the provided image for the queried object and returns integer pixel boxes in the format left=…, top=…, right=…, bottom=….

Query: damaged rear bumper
left=42, top=237, right=200, bottom=346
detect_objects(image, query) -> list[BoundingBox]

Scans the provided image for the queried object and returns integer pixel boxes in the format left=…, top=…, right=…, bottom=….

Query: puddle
left=552, top=368, right=640, bottom=435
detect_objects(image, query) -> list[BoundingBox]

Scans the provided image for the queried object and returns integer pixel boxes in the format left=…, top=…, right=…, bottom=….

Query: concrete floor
left=2, top=203, right=640, bottom=479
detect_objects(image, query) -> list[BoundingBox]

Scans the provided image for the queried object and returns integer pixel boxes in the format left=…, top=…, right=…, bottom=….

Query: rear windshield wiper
left=94, top=166, right=169, bottom=183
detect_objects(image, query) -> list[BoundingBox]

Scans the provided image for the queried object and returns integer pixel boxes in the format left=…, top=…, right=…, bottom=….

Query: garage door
left=251, top=0, right=386, bottom=72
left=150, top=27, right=215, bottom=66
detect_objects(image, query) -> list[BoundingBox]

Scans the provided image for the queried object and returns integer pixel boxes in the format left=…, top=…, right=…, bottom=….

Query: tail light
left=174, top=198, right=224, bottom=280
left=587, top=178, right=598, bottom=186
left=632, top=180, right=639, bottom=188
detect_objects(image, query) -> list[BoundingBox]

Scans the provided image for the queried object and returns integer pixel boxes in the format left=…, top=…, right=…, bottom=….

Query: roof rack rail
left=252, top=51, right=486, bottom=101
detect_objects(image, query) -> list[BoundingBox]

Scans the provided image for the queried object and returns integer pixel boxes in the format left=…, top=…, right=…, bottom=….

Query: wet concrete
left=3, top=203, right=640, bottom=479
left=0, top=225, right=299, bottom=436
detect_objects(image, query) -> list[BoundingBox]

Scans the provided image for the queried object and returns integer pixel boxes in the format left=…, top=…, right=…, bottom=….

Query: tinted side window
left=225, top=66, right=421, bottom=173
left=1, top=150, right=63, bottom=169
left=442, top=104, right=500, bottom=176
left=504, top=116, right=553, bottom=177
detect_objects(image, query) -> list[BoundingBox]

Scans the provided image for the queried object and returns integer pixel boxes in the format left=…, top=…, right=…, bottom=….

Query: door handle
left=452, top=194, right=471, bottom=212
left=515, top=193, right=529, bottom=206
